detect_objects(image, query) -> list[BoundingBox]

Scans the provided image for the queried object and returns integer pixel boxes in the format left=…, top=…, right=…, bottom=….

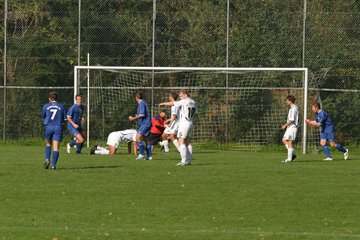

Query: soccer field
left=1, top=145, right=359, bottom=240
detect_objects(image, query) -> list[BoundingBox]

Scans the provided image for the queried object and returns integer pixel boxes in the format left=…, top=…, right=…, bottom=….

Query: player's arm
left=281, top=120, right=294, bottom=130
left=159, top=101, right=174, bottom=107
left=128, top=114, right=144, bottom=121
left=67, top=115, right=79, bottom=129
left=41, top=106, right=47, bottom=119
left=305, top=119, right=320, bottom=127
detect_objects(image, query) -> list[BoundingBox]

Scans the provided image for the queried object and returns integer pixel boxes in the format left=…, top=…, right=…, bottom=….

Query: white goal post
left=74, top=66, right=309, bottom=154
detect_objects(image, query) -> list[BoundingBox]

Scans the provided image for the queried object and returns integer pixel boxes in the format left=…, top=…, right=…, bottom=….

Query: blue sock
left=146, top=143, right=152, bottom=158
left=76, top=143, right=83, bottom=153
left=322, top=146, right=331, bottom=158
left=335, top=144, right=346, bottom=153
left=45, top=146, right=51, bottom=161
left=69, top=140, right=77, bottom=147
left=52, top=151, right=59, bottom=167
left=137, top=141, right=145, bottom=155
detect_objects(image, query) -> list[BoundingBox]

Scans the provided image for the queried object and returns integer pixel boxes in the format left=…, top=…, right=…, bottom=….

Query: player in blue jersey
left=128, top=91, right=152, bottom=160
left=41, top=91, right=67, bottom=169
left=66, top=94, right=85, bottom=154
left=305, top=102, right=349, bottom=161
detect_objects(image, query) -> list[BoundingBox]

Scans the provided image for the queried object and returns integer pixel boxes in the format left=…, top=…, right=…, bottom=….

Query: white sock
left=173, top=139, right=180, bottom=152
left=187, top=144, right=193, bottom=163
left=287, top=148, right=293, bottom=160
left=179, top=144, right=187, bottom=164
left=163, top=140, right=169, bottom=152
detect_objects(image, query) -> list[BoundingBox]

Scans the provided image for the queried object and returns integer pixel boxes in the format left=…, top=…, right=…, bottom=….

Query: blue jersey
left=41, top=101, right=66, bottom=126
left=137, top=100, right=151, bottom=126
left=67, top=104, right=84, bottom=126
left=315, top=110, right=335, bottom=133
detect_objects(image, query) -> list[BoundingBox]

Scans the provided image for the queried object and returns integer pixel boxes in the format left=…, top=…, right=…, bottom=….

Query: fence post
left=3, top=0, right=8, bottom=140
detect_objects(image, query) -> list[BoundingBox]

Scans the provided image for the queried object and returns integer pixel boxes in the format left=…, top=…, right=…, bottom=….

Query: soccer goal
left=74, top=66, right=309, bottom=153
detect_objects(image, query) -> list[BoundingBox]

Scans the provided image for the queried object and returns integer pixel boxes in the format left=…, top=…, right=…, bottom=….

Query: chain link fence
left=1, top=0, right=360, bottom=151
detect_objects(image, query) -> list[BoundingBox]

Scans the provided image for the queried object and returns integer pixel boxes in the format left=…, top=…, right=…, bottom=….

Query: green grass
left=1, top=145, right=360, bottom=240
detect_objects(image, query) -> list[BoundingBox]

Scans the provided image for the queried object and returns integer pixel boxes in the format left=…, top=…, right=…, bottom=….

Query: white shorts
left=164, top=120, right=179, bottom=135
left=283, top=127, right=297, bottom=141
left=177, top=121, right=193, bottom=139
left=106, top=132, right=132, bottom=148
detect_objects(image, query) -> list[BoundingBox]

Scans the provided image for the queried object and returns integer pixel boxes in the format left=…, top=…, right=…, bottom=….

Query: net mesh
left=77, top=67, right=313, bottom=151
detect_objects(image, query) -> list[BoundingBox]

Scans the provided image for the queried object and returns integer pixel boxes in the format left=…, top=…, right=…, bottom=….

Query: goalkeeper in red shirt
left=147, top=109, right=167, bottom=160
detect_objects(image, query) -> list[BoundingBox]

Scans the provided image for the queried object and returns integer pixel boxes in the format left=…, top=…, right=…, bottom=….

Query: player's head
left=178, top=89, right=188, bottom=99
left=135, top=91, right=143, bottom=101
left=311, top=102, right=321, bottom=113
left=48, top=91, right=58, bottom=101
left=75, top=94, right=83, bottom=105
left=286, top=95, right=295, bottom=104
left=159, top=109, right=167, bottom=119
left=169, top=92, right=178, bottom=101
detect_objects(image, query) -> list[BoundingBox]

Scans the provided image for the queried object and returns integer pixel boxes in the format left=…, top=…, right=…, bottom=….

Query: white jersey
left=171, top=105, right=180, bottom=119
left=107, top=129, right=137, bottom=148
left=287, top=104, right=299, bottom=128
left=174, top=98, right=196, bottom=122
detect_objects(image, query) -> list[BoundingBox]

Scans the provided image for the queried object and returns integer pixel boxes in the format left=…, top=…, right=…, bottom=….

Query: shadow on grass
left=59, top=165, right=122, bottom=170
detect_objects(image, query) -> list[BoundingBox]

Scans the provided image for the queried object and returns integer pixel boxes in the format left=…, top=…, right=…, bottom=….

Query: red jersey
left=150, top=115, right=166, bottom=135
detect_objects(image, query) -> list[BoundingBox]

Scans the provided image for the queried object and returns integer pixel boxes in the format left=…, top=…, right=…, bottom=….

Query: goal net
left=74, top=66, right=310, bottom=153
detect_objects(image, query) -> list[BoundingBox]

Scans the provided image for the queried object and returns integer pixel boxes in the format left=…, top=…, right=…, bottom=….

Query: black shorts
left=149, top=133, right=162, bottom=145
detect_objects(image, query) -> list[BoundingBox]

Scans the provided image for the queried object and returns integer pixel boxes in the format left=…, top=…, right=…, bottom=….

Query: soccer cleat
left=90, top=145, right=98, bottom=155
left=292, top=154, right=297, bottom=161
left=136, top=154, right=146, bottom=160
left=44, top=160, right=50, bottom=169
left=344, top=149, right=349, bottom=160
left=147, top=156, right=153, bottom=160
left=282, top=158, right=293, bottom=163
left=51, top=166, right=56, bottom=170
left=323, top=157, right=333, bottom=161
left=66, top=143, right=71, bottom=154
left=176, top=162, right=191, bottom=166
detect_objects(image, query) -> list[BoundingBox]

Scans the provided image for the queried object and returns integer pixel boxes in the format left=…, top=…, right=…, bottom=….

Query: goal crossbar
left=74, top=66, right=308, bottom=154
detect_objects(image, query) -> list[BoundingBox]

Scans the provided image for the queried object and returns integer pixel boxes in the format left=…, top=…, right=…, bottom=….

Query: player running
left=66, top=94, right=85, bottom=154
left=305, top=102, right=349, bottom=161
left=90, top=129, right=137, bottom=155
left=41, top=91, right=67, bottom=170
left=160, top=89, right=196, bottom=166
left=281, top=95, right=299, bottom=163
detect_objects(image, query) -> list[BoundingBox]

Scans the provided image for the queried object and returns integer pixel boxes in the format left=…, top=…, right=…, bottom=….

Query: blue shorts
left=67, top=123, right=83, bottom=137
left=320, top=131, right=336, bottom=142
left=45, top=125, right=63, bottom=142
left=138, top=123, right=151, bottom=137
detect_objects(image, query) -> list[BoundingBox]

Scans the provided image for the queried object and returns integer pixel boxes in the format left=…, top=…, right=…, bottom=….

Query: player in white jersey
left=161, top=92, right=180, bottom=153
left=90, top=129, right=137, bottom=155
left=160, top=89, right=196, bottom=166
left=281, top=95, right=299, bottom=163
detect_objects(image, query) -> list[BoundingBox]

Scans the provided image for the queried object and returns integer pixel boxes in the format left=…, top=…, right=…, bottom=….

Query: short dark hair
left=312, top=102, right=321, bottom=109
left=286, top=95, right=295, bottom=103
left=136, top=91, right=143, bottom=100
left=169, top=92, right=178, bottom=101
left=48, top=91, right=58, bottom=101
left=75, top=94, right=82, bottom=99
